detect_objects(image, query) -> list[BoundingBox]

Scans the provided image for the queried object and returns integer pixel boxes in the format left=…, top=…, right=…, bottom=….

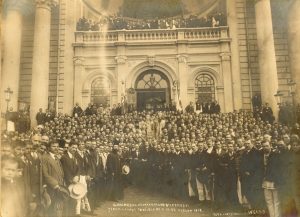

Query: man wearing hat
left=42, top=140, right=67, bottom=217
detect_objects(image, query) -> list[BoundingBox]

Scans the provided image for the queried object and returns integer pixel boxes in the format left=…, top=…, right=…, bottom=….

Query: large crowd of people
left=76, top=13, right=226, bottom=31
left=1, top=101, right=300, bottom=217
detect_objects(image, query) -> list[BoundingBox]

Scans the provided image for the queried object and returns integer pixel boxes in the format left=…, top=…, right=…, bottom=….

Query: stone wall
left=17, top=0, right=292, bottom=112
left=236, top=0, right=291, bottom=110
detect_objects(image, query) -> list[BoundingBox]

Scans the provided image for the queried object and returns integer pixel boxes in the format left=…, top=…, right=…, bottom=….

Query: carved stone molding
left=220, top=52, right=231, bottom=61
left=115, top=56, right=127, bottom=64
left=148, top=56, right=155, bottom=67
left=73, top=57, right=85, bottom=66
left=177, top=55, right=188, bottom=64
left=35, top=0, right=58, bottom=10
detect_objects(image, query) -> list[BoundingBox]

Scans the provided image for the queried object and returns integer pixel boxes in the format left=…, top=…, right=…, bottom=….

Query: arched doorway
left=91, top=77, right=111, bottom=107
left=135, top=69, right=171, bottom=111
left=195, top=73, right=216, bottom=104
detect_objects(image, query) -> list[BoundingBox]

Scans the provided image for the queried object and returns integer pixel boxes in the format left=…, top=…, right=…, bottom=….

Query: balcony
left=74, top=26, right=230, bottom=45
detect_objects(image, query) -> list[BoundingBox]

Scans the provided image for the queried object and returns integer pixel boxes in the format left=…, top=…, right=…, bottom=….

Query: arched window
left=91, top=77, right=111, bottom=106
left=195, top=73, right=215, bottom=104
left=135, top=69, right=171, bottom=111
left=136, top=70, right=169, bottom=89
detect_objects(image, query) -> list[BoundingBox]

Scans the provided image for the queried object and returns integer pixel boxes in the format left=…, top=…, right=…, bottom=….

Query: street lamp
left=4, top=87, right=13, bottom=112
left=287, top=79, right=297, bottom=123
left=287, top=79, right=296, bottom=103
left=274, top=90, right=284, bottom=105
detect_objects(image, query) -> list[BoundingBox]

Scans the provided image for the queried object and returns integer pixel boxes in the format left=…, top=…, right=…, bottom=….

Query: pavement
left=82, top=186, right=263, bottom=217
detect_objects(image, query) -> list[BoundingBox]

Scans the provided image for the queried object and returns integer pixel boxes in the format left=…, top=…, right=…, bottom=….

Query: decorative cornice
left=115, top=55, right=127, bottom=64
left=35, top=0, right=58, bottom=10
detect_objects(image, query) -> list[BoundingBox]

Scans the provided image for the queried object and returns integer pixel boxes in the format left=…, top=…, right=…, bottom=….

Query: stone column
left=73, top=57, right=85, bottom=106
left=220, top=52, right=234, bottom=112
left=255, top=0, right=279, bottom=115
left=30, top=0, right=57, bottom=125
left=227, top=0, right=243, bottom=110
left=1, top=3, right=24, bottom=112
left=115, top=55, right=127, bottom=104
left=288, top=0, right=300, bottom=104
left=177, top=55, right=188, bottom=109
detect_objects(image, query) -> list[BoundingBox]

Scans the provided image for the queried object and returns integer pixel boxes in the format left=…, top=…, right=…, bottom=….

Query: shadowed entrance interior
left=135, top=70, right=171, bottom=111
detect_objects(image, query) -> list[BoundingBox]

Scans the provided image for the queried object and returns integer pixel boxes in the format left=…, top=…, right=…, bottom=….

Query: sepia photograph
left=1, top=0, right=300, bottom=217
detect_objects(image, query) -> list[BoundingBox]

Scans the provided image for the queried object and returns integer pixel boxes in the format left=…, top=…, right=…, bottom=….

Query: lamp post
left=4, top=87, right=13, bottom=112
left=287, top=79, right=296, bottom=123
left=287, top=79, right=296, bottom=105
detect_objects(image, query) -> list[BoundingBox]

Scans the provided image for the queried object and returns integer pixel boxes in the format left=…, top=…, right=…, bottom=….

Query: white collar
left=207, top=147, right=213, bottom=154
left=67, top=151, right=73, bottom=159
left=49, top=152, right=56, bottom=160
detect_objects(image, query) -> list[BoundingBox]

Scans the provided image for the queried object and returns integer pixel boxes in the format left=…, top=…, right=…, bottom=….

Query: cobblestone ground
left=82, top=186, right=260, bottom=217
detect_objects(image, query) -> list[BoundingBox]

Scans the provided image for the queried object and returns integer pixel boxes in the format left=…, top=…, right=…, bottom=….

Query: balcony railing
left=74, top=27, right=229, bottom=44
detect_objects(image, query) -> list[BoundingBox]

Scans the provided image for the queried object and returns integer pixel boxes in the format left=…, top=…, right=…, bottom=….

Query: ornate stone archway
left=134, top=69, right=171, bottom=111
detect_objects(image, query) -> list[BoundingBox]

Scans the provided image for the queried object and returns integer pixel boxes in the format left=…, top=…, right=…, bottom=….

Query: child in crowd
left=1, top=156, right=26, bottom=217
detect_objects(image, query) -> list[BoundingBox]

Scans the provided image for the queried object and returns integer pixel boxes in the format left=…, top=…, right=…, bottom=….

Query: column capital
left=177, top=54, right=188, bottom=63
left=115, top=55, right=127, bottom=65
left=220, top=52, right=231, bottom=61
left=3, top=0, right=35, bottom=16
left=35, top=0, right=58, bottom=10
left=73, top=57, right=85, bottom=66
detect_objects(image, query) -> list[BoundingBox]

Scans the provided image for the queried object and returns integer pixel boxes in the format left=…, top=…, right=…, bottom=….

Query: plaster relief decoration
left=36, top=0, right=59, bottom=9
left=177, top=55, right=188, bottom=64
left=220, top=52, right=231, bottom=61
left=148, top=56, right=155, bottom=67
left=73, top=57, right=85, bottom=66
left=115, top=55, right=127, bottom=64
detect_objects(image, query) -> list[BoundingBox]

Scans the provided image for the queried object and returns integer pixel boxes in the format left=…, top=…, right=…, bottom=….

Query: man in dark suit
left=13, top=143, right=32, bottom=215
left=262, top=103, right=274, bottom=124
left=85, top=103, right=94, bottom=116
left=36, top=108, right=45, bottom=125
left=60, top=142, right=79, bottom=186
left=85, top=141, right=101, bottom=213
left=96, top=145, right=108, bottom=205
left=215, top=142, right=239, bottom=211
left=239, top=139, right=264, bottom=209
left=131, top=144, right=142, bottom=185
left=277, top=138, right=297, bottom=216
left=73, top=103, right=83, bottom=117
left=26, top=142, right=43, bottom=216
left=60, top=142, right=80, bottom=216
left=106, top=145, right=124, bottom=202
left=185, top=102, right=194, bottom=113
left=261, top=141, right=281, bottom=217
left=42, top=140, right=66, bottom=217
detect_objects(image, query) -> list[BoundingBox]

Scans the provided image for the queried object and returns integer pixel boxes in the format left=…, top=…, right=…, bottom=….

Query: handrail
left=74, top=26, right=229, bottom=43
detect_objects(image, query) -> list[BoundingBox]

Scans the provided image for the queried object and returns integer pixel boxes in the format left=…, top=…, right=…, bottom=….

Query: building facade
left=1, top=0, right=300, bottom=125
